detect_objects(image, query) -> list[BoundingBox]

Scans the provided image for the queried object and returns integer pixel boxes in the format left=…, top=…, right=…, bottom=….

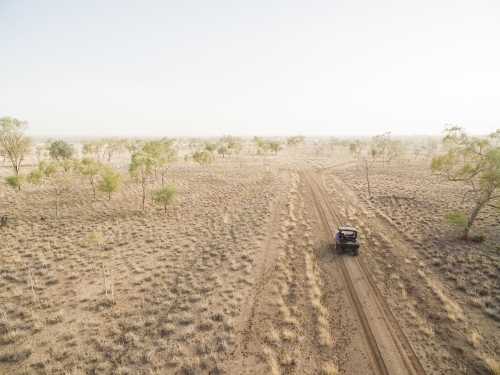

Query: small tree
left=360, top=149, right=379, bottom=199
left=125, top=138, right=144, bottom=154
left=83, top=139, right=105, bottom=160
left=152, top=184, right=178, bottom=213
left=386, top=138, right=403, bottom=164
left=431, top=125, right=500, bottom=239
left=328, top=137, right=340, bottom=151
left=84, top=231, right=112, bottom=302
left=412, top=142, right=425, bottom=160
left=188, top=138, right=203, bottom=152
left=286, top=135, right=306, bottom=147
left=220, top=135, right=244, bottom=156
left=218, top=145, right=228, bottom=158
left=5, top=174, right=25, bottom=191
left=35, top=145, right=45, bottom=163
left=252, top=136, right=270, bottom=155
left=205, top=142, right=217, bottom=155
left=314, top=141, right=325, bottom=158
left=192, top=150, right=215, bottom=177
left=129, top=150, right=157, bottom=210
left=49, top=140, right=75, bottom=169
left=372, top=132, right=392, bottom=167
left=268, top=141, right=283, bottom=155
left=28, top=161, right=73, bottom=217
left=74, top=157, right=102, bottom=201
left=142, top=138, right=178, bottom=186
left=425, top=138, right=439, bottom=162
left=0, top=116, right=32, bottom=174
left=98, top=167, right=122, bottom=201
left=349, top=140, right=365, bottom=170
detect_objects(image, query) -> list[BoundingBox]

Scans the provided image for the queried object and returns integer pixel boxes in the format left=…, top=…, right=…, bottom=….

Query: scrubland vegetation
left=1, top=116, right=499, bottom=374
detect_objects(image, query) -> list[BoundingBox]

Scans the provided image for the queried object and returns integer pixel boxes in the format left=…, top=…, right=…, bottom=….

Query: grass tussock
left=485, top=357, right=500, bottom=375
left=305, top=252, right=333, bottom=347
left=469, top=328, right=482, bottom=348
left=322, top=362, right=339, bottom=375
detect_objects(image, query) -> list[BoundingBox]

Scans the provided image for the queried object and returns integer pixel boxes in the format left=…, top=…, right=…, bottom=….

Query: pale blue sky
left=1, top=0, right=499, bottom=137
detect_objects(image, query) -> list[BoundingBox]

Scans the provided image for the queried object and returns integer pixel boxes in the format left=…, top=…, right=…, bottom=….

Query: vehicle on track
left=334, top=226, right=360, bottom=256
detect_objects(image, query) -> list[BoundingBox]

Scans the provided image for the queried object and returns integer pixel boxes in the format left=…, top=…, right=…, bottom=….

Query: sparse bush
left=98, top=167, right=122, bottom=201
left=470, top=233, right=488, bottom=243
left=28, top=160, right=74, bottom=216
left=152, top=184, right=178, bottom=213
left=0, top=347, right=31, bottom=362
left=48, top=140, right=74, bottom=167
left=47, top=310, right=65, bottom=324
left=5, top=173, right=25, bottom=191
left=0, top=116, right=32, bottom=174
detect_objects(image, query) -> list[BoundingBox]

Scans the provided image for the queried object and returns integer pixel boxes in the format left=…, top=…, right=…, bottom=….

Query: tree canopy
left=152, top=184, right=178, bottom=213
left=28, top=161, right=73, bottom=217
left=5, top=174, right=25, bottom=191
left=0, top=116, right=32, bottom=174
left=98, top=167, right=123, bottom=201
left=49, top=140, right=75, bottom=167
left=286, top=135, right=305, bottom=147
left=431, top=125, right=500, bottom=239
left=130, top=149, right=157, bottom=210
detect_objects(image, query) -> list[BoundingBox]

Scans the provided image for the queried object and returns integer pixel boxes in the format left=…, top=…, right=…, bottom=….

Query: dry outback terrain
left=1, top=141, right=499, bottom=375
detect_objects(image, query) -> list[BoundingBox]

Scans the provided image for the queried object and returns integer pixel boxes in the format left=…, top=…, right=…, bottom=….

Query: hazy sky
left=1, top=0, right=499, bottom=137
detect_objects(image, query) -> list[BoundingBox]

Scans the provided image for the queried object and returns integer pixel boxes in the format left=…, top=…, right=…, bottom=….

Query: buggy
left=334, top=227, right=360, bottom=256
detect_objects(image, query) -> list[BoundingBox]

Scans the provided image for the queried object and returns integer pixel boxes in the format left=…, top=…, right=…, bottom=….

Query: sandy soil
left=1, top=144, right=499, bottom=374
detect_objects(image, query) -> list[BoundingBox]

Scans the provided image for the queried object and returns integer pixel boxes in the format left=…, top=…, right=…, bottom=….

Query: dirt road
left=288, top=153, right=426, bottom=375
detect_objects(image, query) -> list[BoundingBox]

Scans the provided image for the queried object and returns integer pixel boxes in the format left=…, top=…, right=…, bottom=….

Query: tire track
left=235, top=169, right=289, bottom=351
left=288, top=153, right=426, bottom=375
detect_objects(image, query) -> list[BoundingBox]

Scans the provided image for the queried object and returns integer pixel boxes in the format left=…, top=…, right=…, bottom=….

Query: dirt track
left=223, top=152, right=429, bottom=374
left=288, top=153, right=426, bottom=375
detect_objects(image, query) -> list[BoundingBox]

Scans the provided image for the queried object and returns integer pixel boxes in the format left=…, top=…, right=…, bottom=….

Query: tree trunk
left=56, top=193, right=60, bottom=217
left=91, top=181, right=96, bottom=201
left=461, top=227, right=469, bottom=240
left=366, top=171, right=371, bottom=199
left=462, top=190, right=492, bottom=239
left=142, top=185, right=146, bottom=210
left=98, top=249, right=109, bottom=299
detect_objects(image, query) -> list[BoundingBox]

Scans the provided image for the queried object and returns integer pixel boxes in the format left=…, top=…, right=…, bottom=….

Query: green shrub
left=5, top=174, right=25, bottom=191
left=443, top=211, right=467, bottom=227
left=470, top=233, right=488, bottom=243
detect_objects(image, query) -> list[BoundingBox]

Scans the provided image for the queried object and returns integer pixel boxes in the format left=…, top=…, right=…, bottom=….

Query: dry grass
left=486, top=357, right=500, bottom=375
left=322, top=362, right=339, bottom=375
left=0, top=148, right=287, bottom=374
left=469, top=328, right=482, bottom=348
left=305, top=252, right=333, bottom=347
left=263, top=346, right=281, bottom=375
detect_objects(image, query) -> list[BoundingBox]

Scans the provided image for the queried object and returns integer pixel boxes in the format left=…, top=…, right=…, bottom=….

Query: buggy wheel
left=353, top=248, right=359, bottom=256
left=338, top=246, right=344, bottom=254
